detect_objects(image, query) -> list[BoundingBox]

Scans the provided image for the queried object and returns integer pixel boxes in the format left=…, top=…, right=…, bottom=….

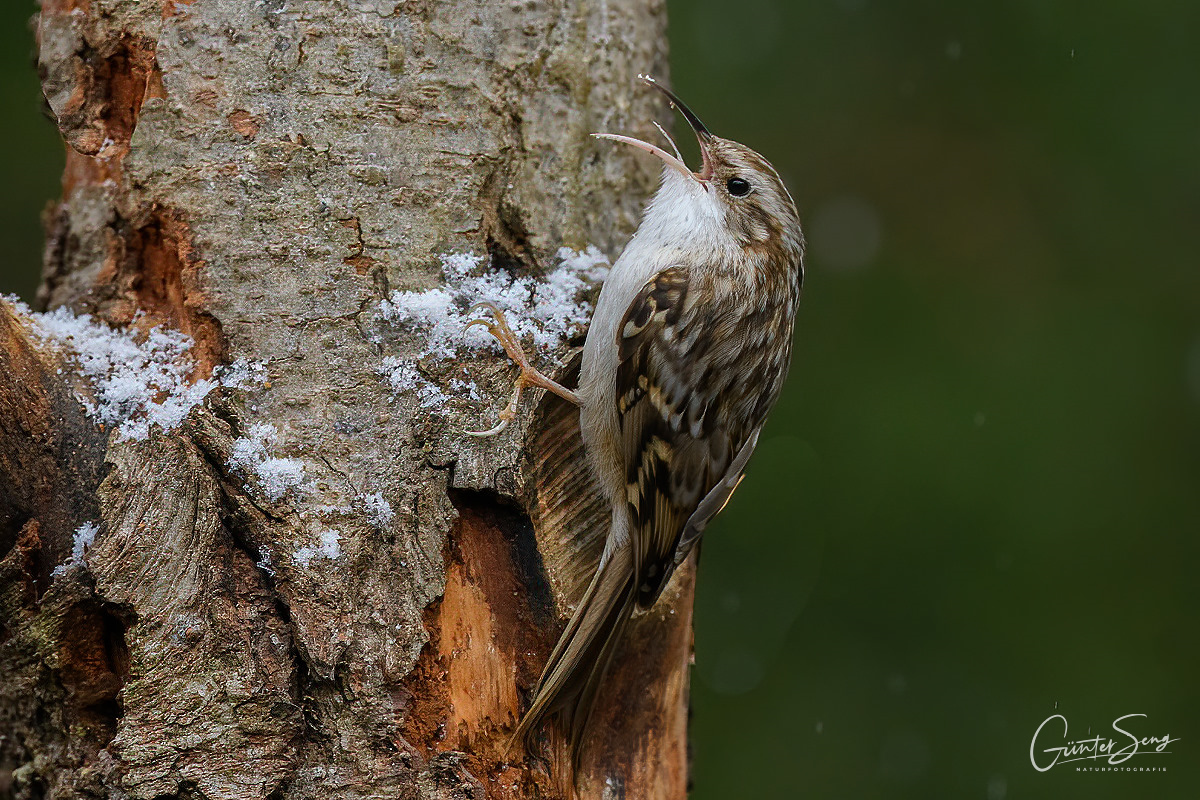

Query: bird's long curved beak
left=591, top=132, right=693, bottom=176
left=592, top=74, right=714, bottom=182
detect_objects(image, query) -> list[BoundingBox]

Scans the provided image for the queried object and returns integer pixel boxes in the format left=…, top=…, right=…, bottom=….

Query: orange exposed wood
left=126, top=212, right=226, bottom=376
left=401, top=499, right=560, bottom=798
left=398, top=391, right=695, bottom=799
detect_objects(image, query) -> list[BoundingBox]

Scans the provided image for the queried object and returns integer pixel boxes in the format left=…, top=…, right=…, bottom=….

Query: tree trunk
left=1, top=1, right=694, bottom=798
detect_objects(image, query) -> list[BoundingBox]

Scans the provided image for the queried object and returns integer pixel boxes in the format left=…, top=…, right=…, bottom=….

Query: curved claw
left=464, top=417, right=513, bottom=438
left=466, top=300, right=502, bottom=316
left=463, top=373, right=524, bottom=438
left=464, top=317, right=498, bottom=334
left=464, top=302, right=521, bottom=355
left=459, top=301, right=578, bottom=439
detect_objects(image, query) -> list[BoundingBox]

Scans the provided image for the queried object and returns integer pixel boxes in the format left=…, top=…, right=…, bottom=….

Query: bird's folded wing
left=615, top=266, right=755, bottom=606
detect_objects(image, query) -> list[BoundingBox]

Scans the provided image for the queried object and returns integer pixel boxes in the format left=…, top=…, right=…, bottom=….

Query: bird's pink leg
left=464, top=302, right=580, bottom=437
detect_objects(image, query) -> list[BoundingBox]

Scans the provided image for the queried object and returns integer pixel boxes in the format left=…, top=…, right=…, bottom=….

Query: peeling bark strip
left=1, top=1, right=693, bottom=798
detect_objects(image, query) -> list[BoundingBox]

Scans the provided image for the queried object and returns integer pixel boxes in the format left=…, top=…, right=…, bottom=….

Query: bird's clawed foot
left=464, top=302, right=580, bottom=437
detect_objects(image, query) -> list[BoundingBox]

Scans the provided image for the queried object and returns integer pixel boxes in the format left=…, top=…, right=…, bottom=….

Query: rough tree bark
left=0, top=1, right=696, bottom=799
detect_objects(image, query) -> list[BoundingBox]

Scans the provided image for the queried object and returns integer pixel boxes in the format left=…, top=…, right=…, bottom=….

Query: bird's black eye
left=726, top=177, right=751, bottom=197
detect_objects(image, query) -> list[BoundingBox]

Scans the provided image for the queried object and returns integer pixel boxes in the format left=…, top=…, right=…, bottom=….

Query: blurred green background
left=669, top=1, right=1199, bottom=799
left=1, top=2, right=60, bottom=304
left=3, top=1, right=1196, bottom=797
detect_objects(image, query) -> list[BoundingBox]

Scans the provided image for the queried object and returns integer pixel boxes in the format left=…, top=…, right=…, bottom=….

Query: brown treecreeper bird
left=466, top=75, right=804, bottom=770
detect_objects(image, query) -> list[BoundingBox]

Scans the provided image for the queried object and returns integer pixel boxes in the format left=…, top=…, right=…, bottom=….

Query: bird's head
left=594, top=75, right=803, bottom=262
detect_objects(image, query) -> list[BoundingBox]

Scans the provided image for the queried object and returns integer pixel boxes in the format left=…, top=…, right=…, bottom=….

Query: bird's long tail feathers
left=509, top=542, right=636, bottom=772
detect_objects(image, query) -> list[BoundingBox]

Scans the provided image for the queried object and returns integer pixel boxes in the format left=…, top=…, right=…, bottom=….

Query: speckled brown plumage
left=617, top=242, right=801, bottom=606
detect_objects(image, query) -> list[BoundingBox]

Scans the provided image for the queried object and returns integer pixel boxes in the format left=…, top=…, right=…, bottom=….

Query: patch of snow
left=294, top=529, right=341, bottom=567
left=23, top=306, right=216, bottom=440
left=447, top=376, right=482, bottom=401
left=51, top=521, right=100, bottom=577
left=3, top=297, right=269, bottom=441
left=376, top=246, right=609, bottom=408
left=358, top=492, right=394, bottom=530
left=378, top=286, right=466, bottom=360
left=215, top=358, right=269, bottom=391
left=228, top=423, right=307, bottom=502
left=378, top=357, right=453, bottom=408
